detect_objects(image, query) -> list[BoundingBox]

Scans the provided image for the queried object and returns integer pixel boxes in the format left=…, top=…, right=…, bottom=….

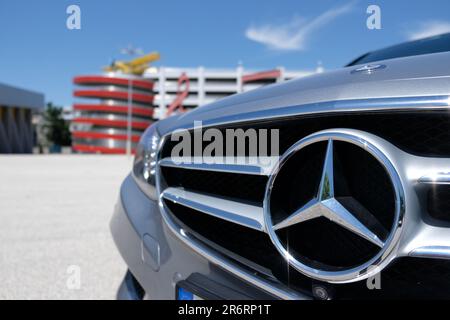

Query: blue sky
left=0, top=0, right=449, bottom=106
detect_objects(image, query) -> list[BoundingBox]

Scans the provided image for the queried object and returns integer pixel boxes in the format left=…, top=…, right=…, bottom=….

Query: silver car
left=111, top=33, right=450, bottom=300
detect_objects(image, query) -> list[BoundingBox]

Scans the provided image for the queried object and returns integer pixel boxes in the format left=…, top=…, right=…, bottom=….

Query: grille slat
left=159, top=156, right=276, bottom=176
left=162, top=187, right=266, bottom=231
left=161, top=166, right=268, bottom=203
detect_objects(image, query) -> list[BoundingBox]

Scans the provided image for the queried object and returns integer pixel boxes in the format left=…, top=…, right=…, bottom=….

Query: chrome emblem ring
left=263, top=130, right=405, bottom=283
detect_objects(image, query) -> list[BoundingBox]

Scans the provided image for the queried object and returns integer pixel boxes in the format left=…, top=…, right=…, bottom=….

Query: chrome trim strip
left=159, top=157, right=275, bottom=176
left=418, top=172, right=450, bottom=185
left=161, top=187, right=266, bottom=232
left=409, top=246, right=450, bottom=260
left=161, top=95, right=450, bottom=133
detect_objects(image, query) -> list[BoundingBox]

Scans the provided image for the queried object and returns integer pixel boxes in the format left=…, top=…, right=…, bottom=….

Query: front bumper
left=110, top=174, right=303, bottom=300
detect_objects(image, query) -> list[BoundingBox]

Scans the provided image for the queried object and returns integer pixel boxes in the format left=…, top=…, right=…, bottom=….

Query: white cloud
left=407, top=21, right=450, bottom=41
left=245, top=2, right=354, bottom=51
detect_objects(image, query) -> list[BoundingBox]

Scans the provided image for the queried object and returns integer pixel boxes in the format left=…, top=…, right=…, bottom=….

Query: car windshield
left=347, top=33, right=450, bottom=66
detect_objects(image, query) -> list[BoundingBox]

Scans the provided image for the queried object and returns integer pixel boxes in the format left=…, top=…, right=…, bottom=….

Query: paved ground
left=0, top=155, right=132, bottom=299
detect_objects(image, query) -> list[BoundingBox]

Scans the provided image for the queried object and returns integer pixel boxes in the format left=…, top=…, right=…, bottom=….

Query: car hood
left=157, top=51, right=450, bottom=135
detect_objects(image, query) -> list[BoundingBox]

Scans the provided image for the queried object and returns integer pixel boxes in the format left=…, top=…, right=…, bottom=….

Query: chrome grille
left=157, top=109, right=450, bottom=298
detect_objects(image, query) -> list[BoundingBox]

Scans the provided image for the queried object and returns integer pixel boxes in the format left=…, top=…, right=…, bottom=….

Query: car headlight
left=132, top=123, right=160, bottom=200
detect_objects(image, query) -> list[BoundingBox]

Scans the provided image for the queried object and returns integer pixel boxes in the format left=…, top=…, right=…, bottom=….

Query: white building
left=144, top=66, right=318, bottom=119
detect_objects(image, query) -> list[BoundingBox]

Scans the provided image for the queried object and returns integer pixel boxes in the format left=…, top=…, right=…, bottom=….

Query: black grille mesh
left=276, top=111, right=450, bottom=157
left=338, top=258, right=450, bottom=299
left=428, top=185, right=450, bottom=223
left=161, top=166, right=268, bottom=204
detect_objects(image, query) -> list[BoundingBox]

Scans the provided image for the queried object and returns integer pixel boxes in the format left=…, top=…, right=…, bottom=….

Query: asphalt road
left=0, top=155, right=132, bottom=299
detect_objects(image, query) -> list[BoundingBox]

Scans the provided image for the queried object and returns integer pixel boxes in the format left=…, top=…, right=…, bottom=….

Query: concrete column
left=198, top=66, right=205, bottom=106
left=0, top=106, right=12, bottom=153
left=5, top=107, right=22, bottom=153
left=236, top=65, right=244, bottom=93
left=157, top=67, right=166, bottom=119
left=277, top=67, right=285, bottom=82
left=17, top=108, right=32, bottom=153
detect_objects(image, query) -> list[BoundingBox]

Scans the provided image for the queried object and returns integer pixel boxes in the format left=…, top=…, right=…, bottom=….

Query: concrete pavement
left=0, top=155, right=132, bottom=299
